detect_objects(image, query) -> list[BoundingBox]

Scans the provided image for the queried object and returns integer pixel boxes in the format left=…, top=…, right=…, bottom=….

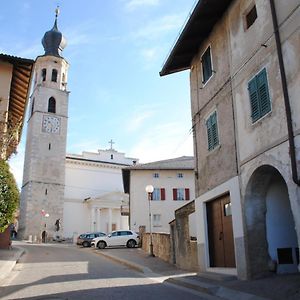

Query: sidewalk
left=0, top=244, right=25, bottom=283
left=93, top=247, right=300, bottom=300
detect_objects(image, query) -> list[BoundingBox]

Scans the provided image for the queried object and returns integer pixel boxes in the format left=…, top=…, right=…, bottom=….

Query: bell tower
left=19, top=8, right=69, bottom=241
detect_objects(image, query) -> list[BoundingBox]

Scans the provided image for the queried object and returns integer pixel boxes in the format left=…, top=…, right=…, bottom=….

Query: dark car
left=77, top=232, right=106, bottom=247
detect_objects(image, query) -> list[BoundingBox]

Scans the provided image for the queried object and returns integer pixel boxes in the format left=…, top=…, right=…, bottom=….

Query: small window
left=151, top=188, right=165, bottom=201
left=248, top=68, right=271, bottom=123
left=177, top=173, right=183, bottom=178
left=153, top=173, right=159, bottom=178
left=153, top=214, right=161, bottom=227
left=111, top=154, right=114, bottom=159
left=246, top=5, right=257, bottom=29
left=152, top=188, right=160, bottom=201
left=201, top=46, right=213, bottom=84
left=42, top=68, right=47, bottom=81
left=48, top=97, right=56, bottom=113
left=224, top=203, right=232, bottom=216
left=206, top=111, right=219, bottom=151
left=51, top=69, right=58, bottom=82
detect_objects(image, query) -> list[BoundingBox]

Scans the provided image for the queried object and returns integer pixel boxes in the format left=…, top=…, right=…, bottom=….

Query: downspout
left=269, top=0, right=300, bottom=186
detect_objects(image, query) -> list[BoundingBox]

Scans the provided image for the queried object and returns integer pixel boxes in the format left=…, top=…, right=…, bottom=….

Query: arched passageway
left=244, top=165, right=299, bottom=278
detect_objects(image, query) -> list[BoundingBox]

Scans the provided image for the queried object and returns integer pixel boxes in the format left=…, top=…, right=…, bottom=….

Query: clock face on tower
left=42, top=115, right=61, bottom=134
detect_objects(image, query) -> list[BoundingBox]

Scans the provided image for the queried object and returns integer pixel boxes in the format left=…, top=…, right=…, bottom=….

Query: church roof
left=41, top=9, right=67, bottom=57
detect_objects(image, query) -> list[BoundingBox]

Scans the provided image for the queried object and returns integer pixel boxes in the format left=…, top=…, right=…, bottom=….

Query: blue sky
left=2, top=0, right=196, bottom=186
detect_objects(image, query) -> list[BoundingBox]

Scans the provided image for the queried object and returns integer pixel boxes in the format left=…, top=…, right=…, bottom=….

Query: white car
left=91, top=230, right=140, bottom=249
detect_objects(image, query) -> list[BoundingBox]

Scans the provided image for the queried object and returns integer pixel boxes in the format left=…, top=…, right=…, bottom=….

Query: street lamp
left=145, top=184, right=154, bottom=257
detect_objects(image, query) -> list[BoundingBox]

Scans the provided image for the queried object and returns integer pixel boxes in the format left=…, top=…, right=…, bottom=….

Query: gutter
left=269, top=0, right=300, bottom=186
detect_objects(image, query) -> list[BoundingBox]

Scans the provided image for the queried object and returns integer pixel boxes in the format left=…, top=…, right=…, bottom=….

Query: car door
left=107, top=231, right=121, bottom=246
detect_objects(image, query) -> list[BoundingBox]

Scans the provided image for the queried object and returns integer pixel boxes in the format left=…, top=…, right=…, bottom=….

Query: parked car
left=91, top=230, right=140, bottom=249
left=77, top=232, right=106, bottom=247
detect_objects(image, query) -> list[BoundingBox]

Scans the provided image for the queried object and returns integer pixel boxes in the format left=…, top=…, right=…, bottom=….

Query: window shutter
left=248, top=68, right=271, bottom=123
left=211, top=112, right=219, bottom=148
left=248, top=77, right=260, bottom=122
left=206, top=118, right=213, bottom=150
left=173, top=189, right=177, bottom=200
left=257, top=69, right=271, bottom=115
left=185, top=188, right=190, bottom=200
left=206, top=112, right=219, bottom=151
left=161, top=188, right=166, bottom=200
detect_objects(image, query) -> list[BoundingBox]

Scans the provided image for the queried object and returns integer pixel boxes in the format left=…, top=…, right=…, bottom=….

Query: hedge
left=0, top=159, right=19, bottom=232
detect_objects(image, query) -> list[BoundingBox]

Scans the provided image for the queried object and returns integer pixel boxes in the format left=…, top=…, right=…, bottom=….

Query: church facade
left=63, top=148, right=138, bottom=239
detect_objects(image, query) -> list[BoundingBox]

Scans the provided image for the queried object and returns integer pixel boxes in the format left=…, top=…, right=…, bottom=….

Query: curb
left=93, top=249, right=270, bottom=300
left=93, top=249, right=152, bottom=274
left=166, top=277, right=270, bottom=300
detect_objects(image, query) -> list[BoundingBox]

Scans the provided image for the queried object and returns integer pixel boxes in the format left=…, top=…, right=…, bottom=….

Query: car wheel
left=82, top=241, right=89, bottom=247
left=97, top=241, right=106, bottom=249
left=127, top=239, right=136, bottom=248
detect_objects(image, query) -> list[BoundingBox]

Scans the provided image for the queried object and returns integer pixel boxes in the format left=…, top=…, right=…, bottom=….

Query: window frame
left=153, top=214, right=161, bottom=227
left=244, top=3, right=258, bottom=30
left=201, top=45, right=214, bottom=85
left=48, top=97, right=56, bottom=113
left=248, top=68, right=271, bottom=123
left=205, top=110, right=220, bottom=151
left=51, top=69, right=58, bottom=82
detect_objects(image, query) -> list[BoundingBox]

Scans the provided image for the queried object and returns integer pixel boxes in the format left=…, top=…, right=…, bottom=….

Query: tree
left=0, top=159, right=19, bottom=232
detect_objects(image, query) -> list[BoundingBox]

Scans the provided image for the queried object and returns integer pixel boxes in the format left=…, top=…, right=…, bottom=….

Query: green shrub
left=0, top=159, right=19, bottom=232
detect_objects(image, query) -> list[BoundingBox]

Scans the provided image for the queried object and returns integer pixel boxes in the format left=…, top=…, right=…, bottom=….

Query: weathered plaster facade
left=161, top=0, right=300, bottom=279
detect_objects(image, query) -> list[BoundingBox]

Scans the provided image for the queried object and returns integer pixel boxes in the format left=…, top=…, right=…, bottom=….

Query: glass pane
left=224, top=203, right=232, bottom=216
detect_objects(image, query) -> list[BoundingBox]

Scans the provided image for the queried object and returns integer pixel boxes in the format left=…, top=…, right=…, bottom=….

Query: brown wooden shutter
left=173, top=189, right=177, bottom=200
left=160, top=188, right=165, bottom=200
left=185, top=188, right=190, bottom=200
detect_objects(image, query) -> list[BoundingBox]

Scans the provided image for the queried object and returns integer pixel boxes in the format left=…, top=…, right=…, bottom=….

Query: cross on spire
left=108, top=139, right=115, bottom=150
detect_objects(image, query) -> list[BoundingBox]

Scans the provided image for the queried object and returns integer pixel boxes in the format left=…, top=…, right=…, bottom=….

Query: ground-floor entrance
left=245, top=165, right=299, bottom=277
left=207, top=194, right=236, bottom=268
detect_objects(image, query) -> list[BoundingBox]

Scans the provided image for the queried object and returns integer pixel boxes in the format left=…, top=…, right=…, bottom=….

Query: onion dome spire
left=41, top=7, right=67, bottom=57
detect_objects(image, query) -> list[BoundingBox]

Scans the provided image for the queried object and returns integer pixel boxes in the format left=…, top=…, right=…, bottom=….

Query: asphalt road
left=0, top=243, right=215, bottom=299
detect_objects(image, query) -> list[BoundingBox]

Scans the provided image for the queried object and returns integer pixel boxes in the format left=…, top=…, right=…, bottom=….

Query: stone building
left=19, top=9, right=69, bottom=241
left=160, top=0, right=300, bottom=279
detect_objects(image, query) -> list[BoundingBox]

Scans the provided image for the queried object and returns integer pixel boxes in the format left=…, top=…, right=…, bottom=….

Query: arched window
left=51, top=69, right=58, bottom=82
left=42, top=68, right=47, bottom=81
left=48, top=97, right=56, bottom=113
left=31, top=98, right=35, bottom=117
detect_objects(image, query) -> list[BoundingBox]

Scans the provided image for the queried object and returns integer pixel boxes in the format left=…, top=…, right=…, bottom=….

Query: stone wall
left=142, top=232, right=199, bottom=271
left=142, top=232, right=171, bottom=263
left=0, top=227, right=11, bottom=249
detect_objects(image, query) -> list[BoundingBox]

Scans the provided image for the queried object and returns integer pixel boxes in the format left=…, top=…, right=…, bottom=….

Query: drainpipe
left=269, top=0, right=300, bottom=186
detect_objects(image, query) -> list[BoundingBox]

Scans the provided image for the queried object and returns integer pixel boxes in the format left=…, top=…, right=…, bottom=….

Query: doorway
left=207, top=194, right=236, bottom=268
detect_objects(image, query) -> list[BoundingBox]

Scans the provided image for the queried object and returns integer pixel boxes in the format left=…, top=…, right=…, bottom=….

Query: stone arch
left=244, top=165, right=299, bottom=278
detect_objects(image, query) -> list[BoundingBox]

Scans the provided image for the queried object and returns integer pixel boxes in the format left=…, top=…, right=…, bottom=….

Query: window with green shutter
left=248, top=68, right=271, bottom=123
left=201, top=46, right=213, bottom=84
left=206, top=111, right=219, bottom=151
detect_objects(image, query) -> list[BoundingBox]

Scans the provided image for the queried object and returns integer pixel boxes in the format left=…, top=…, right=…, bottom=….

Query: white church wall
left=63, top=200, right=90, bottom=238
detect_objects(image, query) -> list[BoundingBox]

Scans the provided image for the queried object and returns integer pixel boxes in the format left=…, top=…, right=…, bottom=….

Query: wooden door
left=207, top=194, right=236, bottom=268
